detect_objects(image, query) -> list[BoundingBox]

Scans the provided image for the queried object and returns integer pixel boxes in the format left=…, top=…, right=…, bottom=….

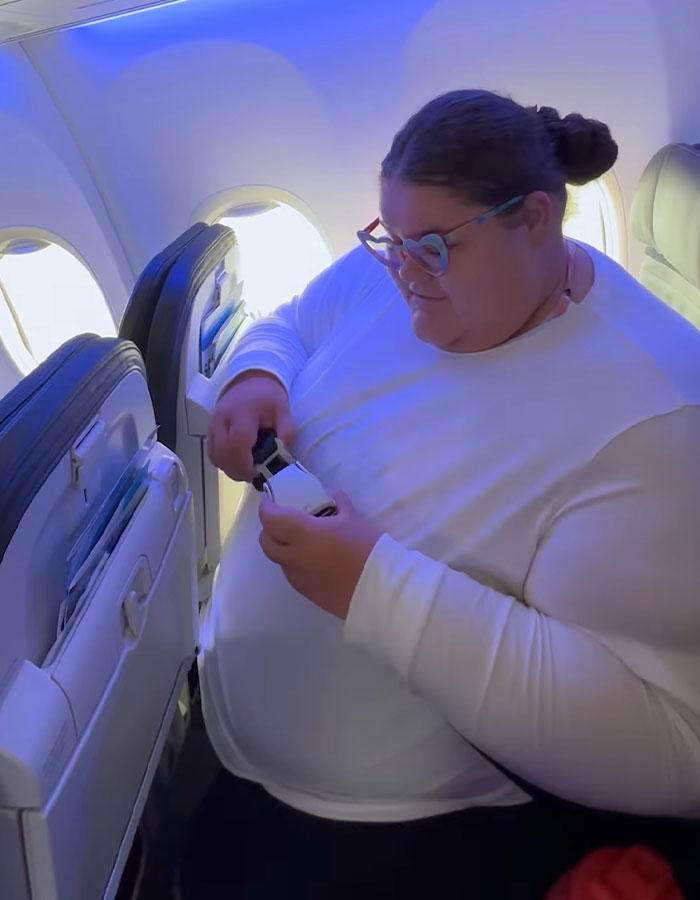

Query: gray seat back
left=630, top=143, right=700, bottom=330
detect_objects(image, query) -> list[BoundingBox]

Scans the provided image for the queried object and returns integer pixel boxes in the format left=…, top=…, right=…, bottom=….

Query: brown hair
left=381, top=90, right=618, bottom=213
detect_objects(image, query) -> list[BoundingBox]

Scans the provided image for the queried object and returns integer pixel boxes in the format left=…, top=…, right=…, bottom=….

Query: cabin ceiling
left=0, top=0, right=189, bottom=44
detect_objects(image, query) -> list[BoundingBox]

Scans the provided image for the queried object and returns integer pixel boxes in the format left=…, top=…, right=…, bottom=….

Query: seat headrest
left=630, top=143, right=700, bottom=289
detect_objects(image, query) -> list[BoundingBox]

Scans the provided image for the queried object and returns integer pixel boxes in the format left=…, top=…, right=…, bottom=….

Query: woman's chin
left=411, top=310, right=455, bottom=347
left=410, top=314, right=484, bottom=354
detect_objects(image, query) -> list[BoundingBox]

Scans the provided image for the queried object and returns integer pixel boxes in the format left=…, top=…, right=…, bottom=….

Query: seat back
left=120, top=223, right=246, bottom=603
left=630, top=143, right=700, bottom=330
left=119, top=222, right=208, bottom=361
left=0, top=334, right=197, bottom=900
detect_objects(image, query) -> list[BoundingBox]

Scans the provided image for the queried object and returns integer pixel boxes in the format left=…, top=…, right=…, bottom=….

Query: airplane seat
left=630, top=142, right=700, bottom=330
left=119, top=222, right=246, bottom=607
left=117, top=225, right=258, bottom=897
left=119, top=223, right=208, bottom=361
left=0, top=334, right=198, bottom=900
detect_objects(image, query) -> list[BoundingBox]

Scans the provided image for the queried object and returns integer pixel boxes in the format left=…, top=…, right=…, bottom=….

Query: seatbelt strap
left=251, top=428, right=295, bottom=492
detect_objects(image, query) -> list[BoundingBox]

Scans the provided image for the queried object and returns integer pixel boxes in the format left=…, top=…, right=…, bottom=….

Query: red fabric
left=546, top=846, right=685, bottom=900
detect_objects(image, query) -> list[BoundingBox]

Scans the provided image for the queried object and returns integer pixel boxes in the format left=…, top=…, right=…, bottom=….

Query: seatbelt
left=251, top=428, right=295, bottom=492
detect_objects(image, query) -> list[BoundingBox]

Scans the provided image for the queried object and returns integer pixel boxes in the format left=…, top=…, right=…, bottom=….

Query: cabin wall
left=0, top=43, right=132, bottom=347
left=649, top=0, right=700, bottom=141
left=7, top=0, right=700, bottom=298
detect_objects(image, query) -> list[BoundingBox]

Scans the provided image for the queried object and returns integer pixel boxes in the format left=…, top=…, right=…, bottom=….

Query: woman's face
left=379, top=178, right=555, bottom=354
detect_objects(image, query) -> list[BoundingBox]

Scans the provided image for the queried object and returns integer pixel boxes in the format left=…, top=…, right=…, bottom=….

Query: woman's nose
left=398, top=253, right=429, bottom=283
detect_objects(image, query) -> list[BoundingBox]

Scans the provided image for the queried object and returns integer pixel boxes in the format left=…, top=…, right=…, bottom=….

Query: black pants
left=178, top=771, right=700, bottom=899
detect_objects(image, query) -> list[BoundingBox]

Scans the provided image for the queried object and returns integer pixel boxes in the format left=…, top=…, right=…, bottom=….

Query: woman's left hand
left=258, top=489, right=383, bottom=619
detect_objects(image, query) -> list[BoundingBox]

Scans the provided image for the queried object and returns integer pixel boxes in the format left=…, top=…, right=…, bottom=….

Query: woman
left=187, top=90, right=700, bottom=898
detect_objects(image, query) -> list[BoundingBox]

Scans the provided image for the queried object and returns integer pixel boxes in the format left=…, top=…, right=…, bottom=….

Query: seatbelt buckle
left=251, top=429, right=337, bottom=518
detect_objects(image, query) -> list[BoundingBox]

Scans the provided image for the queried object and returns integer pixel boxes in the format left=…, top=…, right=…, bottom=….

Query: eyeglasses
left=356, top=195, right=524, bottom=277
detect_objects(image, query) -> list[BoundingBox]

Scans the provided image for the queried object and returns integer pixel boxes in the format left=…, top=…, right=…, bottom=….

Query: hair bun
left=535, top=105, right=618, bottom=184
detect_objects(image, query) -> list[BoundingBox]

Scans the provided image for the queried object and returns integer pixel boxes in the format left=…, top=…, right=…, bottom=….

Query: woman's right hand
left=207, top=370, right=296, bottom=482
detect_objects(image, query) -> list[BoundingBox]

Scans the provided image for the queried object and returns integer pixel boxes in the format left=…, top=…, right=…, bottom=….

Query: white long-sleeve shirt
left=198, top=240, right=700, bottom=822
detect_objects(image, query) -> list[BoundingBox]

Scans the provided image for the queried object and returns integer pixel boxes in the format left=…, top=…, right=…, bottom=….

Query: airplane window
left=0, top=278, right=35, bottom=375
left=218, top=202, right=333, bottom=327
left=563, top=177, right=622, bottom=262
left=0, top=239, right=116, bottom=372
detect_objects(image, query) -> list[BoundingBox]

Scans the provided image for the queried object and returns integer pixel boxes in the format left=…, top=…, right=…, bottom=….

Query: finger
left=327, top=488, right=355, bottom=515
left=206, top=407, right=227, bottom=464
left=208, top=417, right=240, bottom=480
left=259, top=529, right=299, bottom=566
left=224, top=414, right=258, bottom=480
left=258, top=497, right=308, bottom=542
left=206, top=427, right=217, bottom=465
left=276, top=409, right=297, bottom=449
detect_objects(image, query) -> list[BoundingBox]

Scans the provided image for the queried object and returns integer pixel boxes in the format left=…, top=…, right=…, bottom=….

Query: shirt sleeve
left=218, top=246, right=388, bottom=397
left=343, top=405, right=700, bottom=816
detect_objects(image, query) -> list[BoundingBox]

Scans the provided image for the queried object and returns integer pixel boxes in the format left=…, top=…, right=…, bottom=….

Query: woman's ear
left=521, top=191, right=554, bottom=242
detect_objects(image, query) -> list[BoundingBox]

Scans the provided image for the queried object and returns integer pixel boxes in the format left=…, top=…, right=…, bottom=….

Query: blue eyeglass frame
left=357, top=195, right=524, bottom=276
